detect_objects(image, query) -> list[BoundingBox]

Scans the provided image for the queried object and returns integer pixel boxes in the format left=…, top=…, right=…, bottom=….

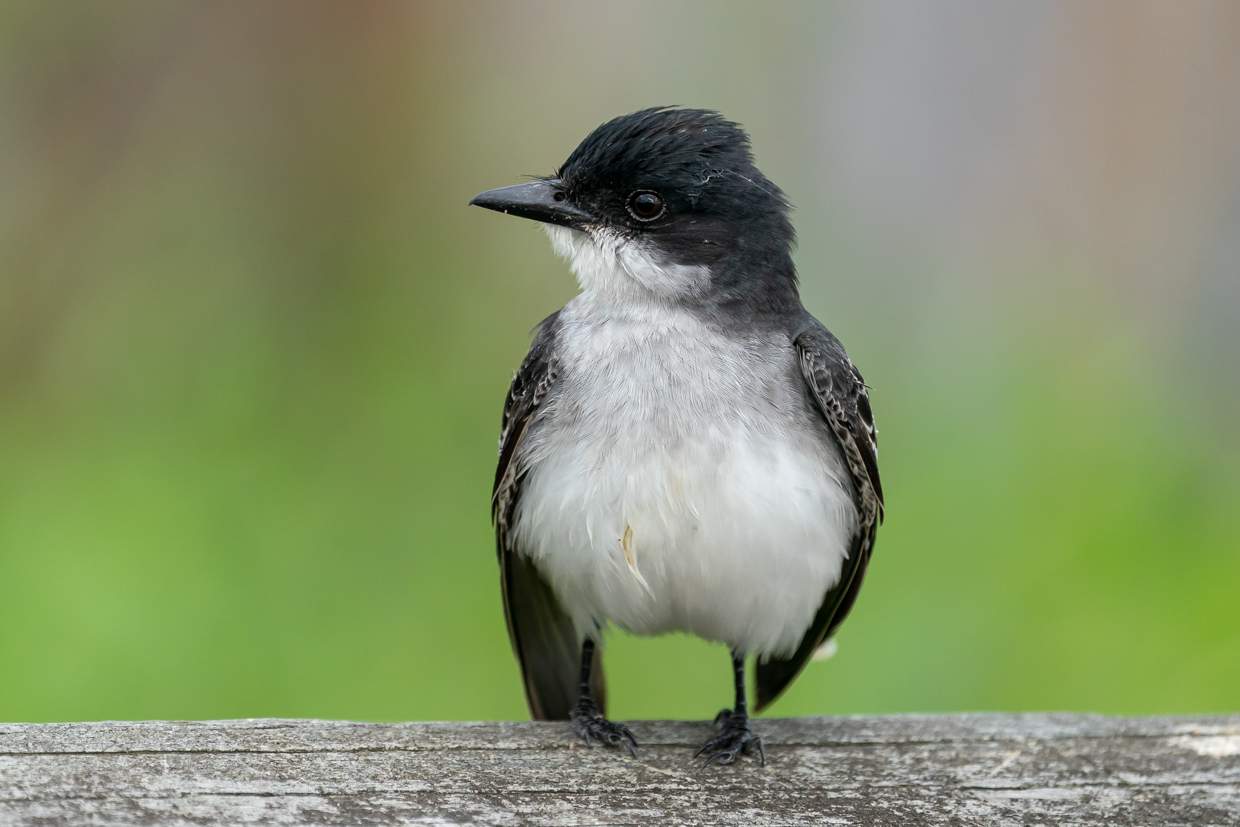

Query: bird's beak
left=468, top=180, right=592, bottom=229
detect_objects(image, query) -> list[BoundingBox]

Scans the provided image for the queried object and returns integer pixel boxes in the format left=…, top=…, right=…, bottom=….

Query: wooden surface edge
left=2, top=714, right=1238, bottom=826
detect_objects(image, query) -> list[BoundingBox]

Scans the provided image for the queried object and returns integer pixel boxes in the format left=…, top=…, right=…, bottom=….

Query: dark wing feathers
left=755, top=322, right=884, bottom=712
left=493, top=312, right=605, bottom=721
left=499, top=550, right=604, bottom=720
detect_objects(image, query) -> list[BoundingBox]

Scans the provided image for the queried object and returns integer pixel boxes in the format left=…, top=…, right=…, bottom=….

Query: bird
left=470, top=107, right=883, bottom=766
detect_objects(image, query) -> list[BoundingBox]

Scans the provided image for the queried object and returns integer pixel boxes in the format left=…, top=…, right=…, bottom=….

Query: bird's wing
left=493, top=312, right=604, bottom=721
left=755, top=321, right=884, bottom=712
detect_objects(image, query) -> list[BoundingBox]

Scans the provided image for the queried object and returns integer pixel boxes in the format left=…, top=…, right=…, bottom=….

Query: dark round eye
left=627, top=190, right=665, bottom=221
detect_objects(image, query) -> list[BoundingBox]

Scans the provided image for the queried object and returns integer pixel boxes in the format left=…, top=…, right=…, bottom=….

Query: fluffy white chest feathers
left=510, top=228, right=859, bottom=657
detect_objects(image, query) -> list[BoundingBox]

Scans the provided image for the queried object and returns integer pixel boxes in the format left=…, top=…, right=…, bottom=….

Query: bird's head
left=470, top=107, right=798, bottom=309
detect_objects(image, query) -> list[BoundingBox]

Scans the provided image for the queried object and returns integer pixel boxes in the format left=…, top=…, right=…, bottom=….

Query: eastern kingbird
left=470, top=108, right=883, bottom=766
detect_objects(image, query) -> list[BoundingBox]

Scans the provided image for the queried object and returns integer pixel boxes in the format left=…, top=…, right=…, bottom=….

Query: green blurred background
left=1, top=1, right=1238, bottom=724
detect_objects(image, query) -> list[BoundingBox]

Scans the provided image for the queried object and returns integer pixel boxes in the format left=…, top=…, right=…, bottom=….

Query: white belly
left=510, top=297, right=858, bottom=657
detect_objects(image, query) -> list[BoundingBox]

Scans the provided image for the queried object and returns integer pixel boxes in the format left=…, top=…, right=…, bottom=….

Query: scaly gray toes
left=694, top=708, right=765, bottom=767
left=571, top=698, right=638, bottom=757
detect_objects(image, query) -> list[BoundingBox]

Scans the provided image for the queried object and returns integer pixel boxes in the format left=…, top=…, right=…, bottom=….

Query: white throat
left=544, top=225, right=710, bottom=304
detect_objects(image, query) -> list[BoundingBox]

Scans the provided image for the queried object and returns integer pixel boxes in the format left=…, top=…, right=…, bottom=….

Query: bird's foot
left=694, top=708, right=765, bottom=767
left=571, top=697, right=637, bottom=757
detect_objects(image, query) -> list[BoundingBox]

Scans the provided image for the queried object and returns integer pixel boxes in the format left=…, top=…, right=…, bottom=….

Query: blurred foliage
left=0, top=1, right=1237, bottom=723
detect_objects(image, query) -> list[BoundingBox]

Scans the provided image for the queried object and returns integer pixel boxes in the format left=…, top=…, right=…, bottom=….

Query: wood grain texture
left=2, top=715, right=1238, bottom=825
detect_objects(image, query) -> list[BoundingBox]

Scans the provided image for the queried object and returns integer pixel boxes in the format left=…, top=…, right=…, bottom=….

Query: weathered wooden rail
left=1, top=714, right=1238, bottom=825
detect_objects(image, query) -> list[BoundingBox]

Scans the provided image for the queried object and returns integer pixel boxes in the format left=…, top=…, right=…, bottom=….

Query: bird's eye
left=627, top=190, right=665, bottom=221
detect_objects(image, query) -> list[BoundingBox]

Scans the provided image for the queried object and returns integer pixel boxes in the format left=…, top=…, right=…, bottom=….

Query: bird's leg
left=570, top=638, right=637, bottom=757
left=694, top=651, right=765, bottom=767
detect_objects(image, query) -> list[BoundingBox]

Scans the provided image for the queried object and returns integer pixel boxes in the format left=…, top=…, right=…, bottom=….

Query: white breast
left=512, top=319, right=858, bottom=657
left=510, top=226, right=859, bottom=657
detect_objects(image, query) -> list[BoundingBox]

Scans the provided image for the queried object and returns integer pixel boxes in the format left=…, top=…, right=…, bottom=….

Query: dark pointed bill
left=469, top=180, right=592, bottom=229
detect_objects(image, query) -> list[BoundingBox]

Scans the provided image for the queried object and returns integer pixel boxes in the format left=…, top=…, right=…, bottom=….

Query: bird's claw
left=571, top=698, right=638, bottom=757
left=694, top=708, right=765, bottom=767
